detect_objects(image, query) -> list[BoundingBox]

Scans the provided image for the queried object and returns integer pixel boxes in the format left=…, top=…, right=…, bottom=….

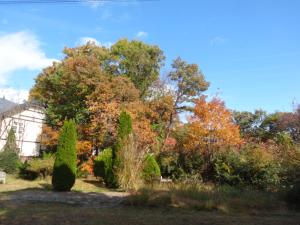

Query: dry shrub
left=116, top=134, right=147, bottom=191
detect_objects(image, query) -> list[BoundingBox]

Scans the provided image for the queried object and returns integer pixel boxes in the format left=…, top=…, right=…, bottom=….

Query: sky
left=0, top=0, right=299, bottom=113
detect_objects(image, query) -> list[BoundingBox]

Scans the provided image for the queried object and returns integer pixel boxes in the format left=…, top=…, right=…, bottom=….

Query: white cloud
left=135, top=31, right=148, bottom=39
left=83, top=0, right=106, bottom=9
left=0, top=87, right=28, bottom=103
left=79, top=37, right=100, bottom=45
left=78, top=37, right=113, bottom=48
left=0, top=31, right=56, bottom=85
left=210, top=36, right=226, bottom=46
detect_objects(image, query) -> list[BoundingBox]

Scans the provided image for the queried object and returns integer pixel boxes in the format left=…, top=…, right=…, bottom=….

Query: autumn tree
left=184, top=96, right=241, bottom=163
left=30, top=43, right=109, bottom=126
left=162, top=57, right=209, bottom=150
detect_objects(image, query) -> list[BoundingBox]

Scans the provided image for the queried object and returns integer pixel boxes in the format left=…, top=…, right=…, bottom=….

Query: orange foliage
left=80, top=157, right=94, bottom=175
left=87, top=76, right=156, bottom=150
left=185, top=96, right=242, bottom=153
left=40, top=125, right=59, bottom=149
left=77, top=140, right=92, bottom=156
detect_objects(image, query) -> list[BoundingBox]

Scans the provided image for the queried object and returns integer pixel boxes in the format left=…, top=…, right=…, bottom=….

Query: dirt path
left=4, top=190, right=129, bottom=207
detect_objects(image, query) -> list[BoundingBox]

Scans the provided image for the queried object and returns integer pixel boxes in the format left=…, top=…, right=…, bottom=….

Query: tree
left=142, top=154, right=161, bottom=183
left=162, top=57, right=209, bottom=150
left=29, top=41, right=162, bottom=152
left=184, top=96, right=241, bottom=162
left=0, top=129, right=19, bottom=173
left=114, top=111, right=133, bottom=171
left=52, top=120, right=77, bottom=191
left=111, top=39, right=165, bottom=97
left=29, top=44, right=109, bottom=126
left=87, top=76, right=139, bottom=148
left=233, top=110, right=267, bottom=139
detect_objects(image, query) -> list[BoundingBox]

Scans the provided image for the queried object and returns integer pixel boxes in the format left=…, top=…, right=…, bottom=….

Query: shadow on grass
left=81, top=179, right=105, bottom=188
left=81, top=179, right=124, bottom=193
left=39, top=183, right=53, bottom=190
left=0, top=187, right=133, bottom=225
left=1, top=188, right=300, bottom=225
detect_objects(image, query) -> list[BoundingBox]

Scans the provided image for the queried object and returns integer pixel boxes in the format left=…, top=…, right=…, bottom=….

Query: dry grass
left=116, top=134, right=145, bottom=191
left=126, top=182, right=291, bottom=214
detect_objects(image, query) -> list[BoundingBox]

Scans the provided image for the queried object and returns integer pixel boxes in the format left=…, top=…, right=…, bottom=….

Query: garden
left=0, top=41, right=300, bottom=224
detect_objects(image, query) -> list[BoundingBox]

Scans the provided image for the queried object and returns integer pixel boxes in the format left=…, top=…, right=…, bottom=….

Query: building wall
left=0, top=107, right=45, bottom=157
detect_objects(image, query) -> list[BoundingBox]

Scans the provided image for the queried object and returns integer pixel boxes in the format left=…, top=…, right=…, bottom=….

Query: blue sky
left=0, top=0, right=299, bottom=112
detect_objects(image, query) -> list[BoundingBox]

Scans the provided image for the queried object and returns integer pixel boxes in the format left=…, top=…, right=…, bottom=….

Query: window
left=19, top=127, right=24, bottom=134
left=12, top=126, right=17, bottom=132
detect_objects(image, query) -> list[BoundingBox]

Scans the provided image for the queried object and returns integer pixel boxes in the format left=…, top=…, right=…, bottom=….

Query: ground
left=0, top=175, right=300, bottom=225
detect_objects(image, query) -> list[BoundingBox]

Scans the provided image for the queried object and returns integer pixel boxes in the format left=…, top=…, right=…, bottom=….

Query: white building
left=0, top=98, right=45, bottom=159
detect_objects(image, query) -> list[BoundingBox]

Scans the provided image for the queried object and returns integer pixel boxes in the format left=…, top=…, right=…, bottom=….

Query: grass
left=126, top=182, right=290, bottom=214
left=0, top=174, right=109, bottom=193
left=1, top=202, right=300, bottom=225
left=0, top=175, right=300, bottom=225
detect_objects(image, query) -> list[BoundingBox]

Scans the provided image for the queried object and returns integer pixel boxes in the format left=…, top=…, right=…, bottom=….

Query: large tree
left=162, top=57, right=209, bottom=150
left=111, top=39, right=165, bottom=97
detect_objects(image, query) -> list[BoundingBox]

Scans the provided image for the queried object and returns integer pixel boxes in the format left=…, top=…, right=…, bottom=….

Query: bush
left=214, top=150, right=242, bottom=186
left=142, top=154, right=161, bottom=183
left=157, top=152, right=179, bottom=179
left=158, top=151, right=203, bottom=182
left=286, top=182, right=300, bottom=209
left=52, top=120, right=77, bottom=191
left=94, top=148, right=114, bottom=187
left=0, top=129, right=20, bottom=174
left=19, top=153, right=54, bottom=180
left=214, top=146, right=281, bottom=189
left=113, top=111, right=145, bottom=190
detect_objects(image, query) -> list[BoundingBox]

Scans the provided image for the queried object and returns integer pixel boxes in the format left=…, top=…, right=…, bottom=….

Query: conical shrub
left=52, top=120, right=77, bottom=191
left=0, top=129, right=20, bottom=174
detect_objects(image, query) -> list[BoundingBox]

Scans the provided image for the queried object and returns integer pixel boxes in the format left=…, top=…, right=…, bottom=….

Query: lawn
left=0, top=174, right=108, bottom=193
left=1, top=202, right=300, bottom=225
left=0, top=175, right=300, bottom=225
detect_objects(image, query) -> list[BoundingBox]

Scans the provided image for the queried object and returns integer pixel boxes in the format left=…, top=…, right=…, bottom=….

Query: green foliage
left=232, top=110, right=267, bottom=138
left=142, top=154, right=161, bottom=182
left=275, top=132, right=293, bottom=148
left=113, top=111, right=133, bottom=173
left=168, top=57, right=209, bottom=105
left=214, top=151, right=243, bottom=186
left=0, top=129, right=20, bottom=174
left=214, top=147, right=281, bottom=189
left=19, top=153, right=54, bottom=180
left=52, top=120, right=77, bottom=191
left=158, top=151, right=203, bottom=181
left=93, top=148, right=114, bottom=187
left=157, top=152, right=179, bottom=179
left=111, top=39, right=165, bottom=97
left=117, top=111, right=133, bottom=140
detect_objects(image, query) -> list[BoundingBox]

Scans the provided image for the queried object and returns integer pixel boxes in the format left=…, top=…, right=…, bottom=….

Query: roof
left=0, top=98, right=18, bottom=114
left=0, top=98, right=45, bottom=119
